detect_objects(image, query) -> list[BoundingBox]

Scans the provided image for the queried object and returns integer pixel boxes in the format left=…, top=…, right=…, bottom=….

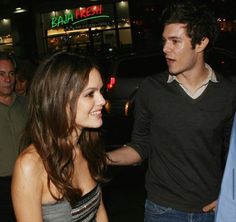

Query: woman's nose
left=98, top=93, right=106, bottom=106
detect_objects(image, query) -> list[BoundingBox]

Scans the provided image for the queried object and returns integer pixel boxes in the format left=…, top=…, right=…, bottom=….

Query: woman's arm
left=11, top=148, right=43, bottom=222
left=96, top=197, right=109, bottom=222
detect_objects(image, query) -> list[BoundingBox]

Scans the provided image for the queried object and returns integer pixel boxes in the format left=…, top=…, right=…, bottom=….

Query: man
left=0, top=52, right=28, bottom=221
left=215, top=113, right=236, bottom=221
left=15, top=59, right=35, bottom=96
left=107, top=1, right=236, bottom=221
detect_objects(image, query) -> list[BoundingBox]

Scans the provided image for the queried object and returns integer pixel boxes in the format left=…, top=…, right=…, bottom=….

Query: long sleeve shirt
left=215, top=113, right=236, bottom=221
left=128, top=71, right=236, bottom=212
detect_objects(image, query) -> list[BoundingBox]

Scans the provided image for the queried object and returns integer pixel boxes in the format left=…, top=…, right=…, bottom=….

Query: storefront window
left=42, top=1, right=132, bottom=55
left=116, top=1, right=132, bottom=51
left=116, top=1, right=130, bottom=23
left=0, top=19, right=13, bottom=52
left=119, top=29, right=132, bottom=45
left=44, top=4, right=115, bottom=33
left=101, top=29, right=117, bottom=54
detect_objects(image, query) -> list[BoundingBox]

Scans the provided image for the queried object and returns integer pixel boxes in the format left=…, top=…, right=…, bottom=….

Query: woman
left=11, top=52, right=109, bottom=222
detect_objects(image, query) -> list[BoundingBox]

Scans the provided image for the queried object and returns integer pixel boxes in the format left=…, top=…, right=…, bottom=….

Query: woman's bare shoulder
left=14, top=144, right=44, bottom=179
left=12, top=145, right=45, bottom=220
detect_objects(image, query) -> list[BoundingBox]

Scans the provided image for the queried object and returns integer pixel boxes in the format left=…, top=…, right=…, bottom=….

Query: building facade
left=0, top=0, right=235, bottom=58
left=40, top=1, right=132, bottom=56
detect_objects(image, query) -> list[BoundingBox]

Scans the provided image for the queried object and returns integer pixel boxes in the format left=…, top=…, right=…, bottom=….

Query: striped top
left=42, top=184, right=101, bottom=222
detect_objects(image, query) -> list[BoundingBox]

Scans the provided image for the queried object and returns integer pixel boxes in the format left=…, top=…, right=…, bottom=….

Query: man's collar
left=0, top=93, right=15, bottom=106
left=167, top=63, right=219, bottom=84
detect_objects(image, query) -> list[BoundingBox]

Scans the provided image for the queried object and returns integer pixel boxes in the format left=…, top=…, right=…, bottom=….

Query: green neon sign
left=51, top=5, right=110, bottom=29
left=72, top=15, right=110, bottom=25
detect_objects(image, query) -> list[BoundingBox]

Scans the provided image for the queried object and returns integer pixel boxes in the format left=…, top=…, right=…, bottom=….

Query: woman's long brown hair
left=25, top=52, right=107, bottom=203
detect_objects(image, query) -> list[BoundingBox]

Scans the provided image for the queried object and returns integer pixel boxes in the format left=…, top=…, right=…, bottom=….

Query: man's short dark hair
left=161, top=0, right=220, bottom=52
left=0, top=51, right=16, bottom=69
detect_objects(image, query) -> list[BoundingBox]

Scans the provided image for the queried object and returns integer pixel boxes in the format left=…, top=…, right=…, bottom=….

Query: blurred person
left=11, top=52, right=109, bottom=222
left=15, top=75, right=27, bottom=96
left=107, top=1, right=236, bottom=222
left=15, top=59, right=35, bottom=96
left=0, top=52, right=28, bottom=222
left=215, top=113, right=236, bottom=222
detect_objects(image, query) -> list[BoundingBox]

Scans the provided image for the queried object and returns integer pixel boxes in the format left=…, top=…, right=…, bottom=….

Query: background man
left=0, top=52, right=28, bottom=221
left=15, top=59, right=35, bottom=96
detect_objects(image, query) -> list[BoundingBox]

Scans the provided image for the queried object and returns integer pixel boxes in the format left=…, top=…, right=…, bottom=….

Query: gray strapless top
left=42, top=184, right=101, bottom=222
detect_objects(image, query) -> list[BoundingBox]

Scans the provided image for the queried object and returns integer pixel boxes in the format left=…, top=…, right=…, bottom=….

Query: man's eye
left=0, top=72, right=15, bottom=77
left=172, top=39, right=180, bottom=44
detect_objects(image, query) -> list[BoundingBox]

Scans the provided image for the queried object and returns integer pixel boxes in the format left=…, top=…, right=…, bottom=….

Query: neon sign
left=51, top=5, right=109, bottom=28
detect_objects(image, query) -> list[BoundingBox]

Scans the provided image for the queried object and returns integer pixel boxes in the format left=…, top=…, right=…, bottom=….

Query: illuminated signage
left=51, top=5, right=109, bottom=28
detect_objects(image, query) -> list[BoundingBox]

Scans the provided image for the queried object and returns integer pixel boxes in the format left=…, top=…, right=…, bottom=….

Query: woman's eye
left=86, top=92, right=94, bottom=97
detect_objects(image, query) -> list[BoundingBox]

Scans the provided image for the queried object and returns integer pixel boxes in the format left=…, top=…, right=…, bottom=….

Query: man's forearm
left=107, top=145, right=142, bottom=166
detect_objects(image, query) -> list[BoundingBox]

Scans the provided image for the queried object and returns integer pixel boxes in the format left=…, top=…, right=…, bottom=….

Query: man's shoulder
left=9, top=95, right=28, bottom=117
left=141, top=70, right=169, bottom=87
left=148, top=70, right=169, bottom=81
left=14, top=94, right=28, bottom=107
left=215, top=71, right=235, bottom=83
left=215, top=72, right=236, bottom=91
left=15, top=94, right=28, bottom=101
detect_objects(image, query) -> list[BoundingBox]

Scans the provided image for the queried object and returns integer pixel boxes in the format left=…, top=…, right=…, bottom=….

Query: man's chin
left=168, top=70, right=176, bottom=75
left=168, top=68, right=180, bottom=76
left=16, top=91, right=25, bottom=95
left=2, top=90, right=13, bottom=96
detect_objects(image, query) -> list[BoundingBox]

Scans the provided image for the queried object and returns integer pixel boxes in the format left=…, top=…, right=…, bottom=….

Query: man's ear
left=195, top=37, right=209, bottom=52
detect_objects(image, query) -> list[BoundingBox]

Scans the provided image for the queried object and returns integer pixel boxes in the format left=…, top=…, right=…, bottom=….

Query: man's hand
left=202, top=200, right=217, bottom=212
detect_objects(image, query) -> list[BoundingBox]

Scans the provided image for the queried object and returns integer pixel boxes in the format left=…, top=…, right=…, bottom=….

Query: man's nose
left=4, top=75, right=12, bottom=82
left=163, top=41, right=171, bottom=54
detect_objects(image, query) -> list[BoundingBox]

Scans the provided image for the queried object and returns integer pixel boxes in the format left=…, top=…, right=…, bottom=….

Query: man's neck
left=176, top=64, right=209, bottom=94
left=0, top=94, right=13, bottom=106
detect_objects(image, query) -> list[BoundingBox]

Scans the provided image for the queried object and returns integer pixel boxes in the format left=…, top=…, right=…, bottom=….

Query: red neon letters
left=75, top=5, right=103, bottom=19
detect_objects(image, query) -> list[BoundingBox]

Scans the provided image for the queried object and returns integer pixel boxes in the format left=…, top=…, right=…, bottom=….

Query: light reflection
left=2, top=19, right=10, bottom=25
left=119, top=1, right=128, bottom=7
